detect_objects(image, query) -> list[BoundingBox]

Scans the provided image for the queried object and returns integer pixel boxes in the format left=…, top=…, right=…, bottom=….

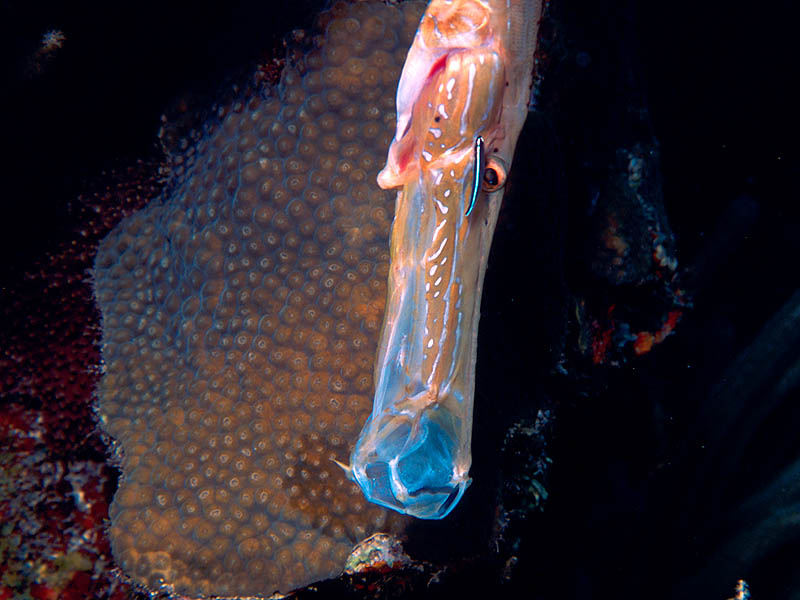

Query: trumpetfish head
left=345, top=0, right=541, bottom=519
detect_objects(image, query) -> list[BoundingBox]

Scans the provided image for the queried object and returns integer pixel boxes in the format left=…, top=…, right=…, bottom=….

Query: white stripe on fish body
left=460, top=62, right=478, bottom=138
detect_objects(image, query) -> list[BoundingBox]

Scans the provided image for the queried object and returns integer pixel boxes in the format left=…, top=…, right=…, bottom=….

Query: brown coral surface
left=93, top=1, right=423, bottom=596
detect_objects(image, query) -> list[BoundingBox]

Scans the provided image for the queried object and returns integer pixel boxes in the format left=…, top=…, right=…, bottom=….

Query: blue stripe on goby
left=465, top=136, right=485, bottom=217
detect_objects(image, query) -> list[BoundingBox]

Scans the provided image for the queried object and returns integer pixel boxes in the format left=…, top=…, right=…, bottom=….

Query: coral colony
left=94, top=2, right=423, bottom=595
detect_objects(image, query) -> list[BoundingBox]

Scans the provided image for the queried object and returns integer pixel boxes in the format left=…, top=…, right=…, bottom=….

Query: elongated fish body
left=349, top=0, right=543, bottom=519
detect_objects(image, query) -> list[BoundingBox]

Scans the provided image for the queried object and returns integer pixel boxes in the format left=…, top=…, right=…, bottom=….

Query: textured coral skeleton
left=93, top=1, right=425, bottom=595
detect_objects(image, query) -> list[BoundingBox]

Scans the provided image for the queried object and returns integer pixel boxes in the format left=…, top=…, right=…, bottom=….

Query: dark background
left=1, top=0, right=798, bottom=597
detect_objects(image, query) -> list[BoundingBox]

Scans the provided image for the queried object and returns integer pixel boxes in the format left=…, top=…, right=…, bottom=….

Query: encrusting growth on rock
left=93, top=1, right=423, bottom=595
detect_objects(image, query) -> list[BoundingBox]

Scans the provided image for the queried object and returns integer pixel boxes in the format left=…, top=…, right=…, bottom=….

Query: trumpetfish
left=346, top=0, right=543, bottom=519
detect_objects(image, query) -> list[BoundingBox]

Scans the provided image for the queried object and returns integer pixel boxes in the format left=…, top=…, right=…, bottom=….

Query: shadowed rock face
left=93, top=1, right=423, bottom=595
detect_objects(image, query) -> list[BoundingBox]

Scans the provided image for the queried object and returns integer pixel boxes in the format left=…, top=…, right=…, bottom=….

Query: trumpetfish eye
left=482, top=155, right=507, bottom=192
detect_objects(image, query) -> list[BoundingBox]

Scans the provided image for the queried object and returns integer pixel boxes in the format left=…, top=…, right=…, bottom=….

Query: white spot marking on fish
left=426, top=281, right=431, bottom=292
left=438, top=104, right=449, bottom=119
left=430, top=127, right=443, bottom=139
left=433, top=218, right=447, bottom=239
left=446, top=77, right=456, bottom=100
left=443, top=189, right=451, bottom=198
left=434, top=290, right=441, bottom=298
left=434, top=276, right=442, bottom=287
left=427, top=338, right=434, bottom=349
left=441, top=255, right=447, bottom=265
left=433, top=197, right=449, bottom=214
left=434, top=170, right=444, bottom=185
left=429, top=236, right=448, bottom=261
left=450, top=169, right=456, bottom=177
left=422, top=150, right=433, bottom=162
left=429, top=264, right=438, bottom=276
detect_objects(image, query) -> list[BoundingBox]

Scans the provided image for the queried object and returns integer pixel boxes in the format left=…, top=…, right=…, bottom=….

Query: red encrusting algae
left=0, top=161, right=162, bottom=600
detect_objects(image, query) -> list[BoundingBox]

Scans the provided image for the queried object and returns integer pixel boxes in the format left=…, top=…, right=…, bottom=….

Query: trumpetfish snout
left=347, top=0, right=542, bottom=519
